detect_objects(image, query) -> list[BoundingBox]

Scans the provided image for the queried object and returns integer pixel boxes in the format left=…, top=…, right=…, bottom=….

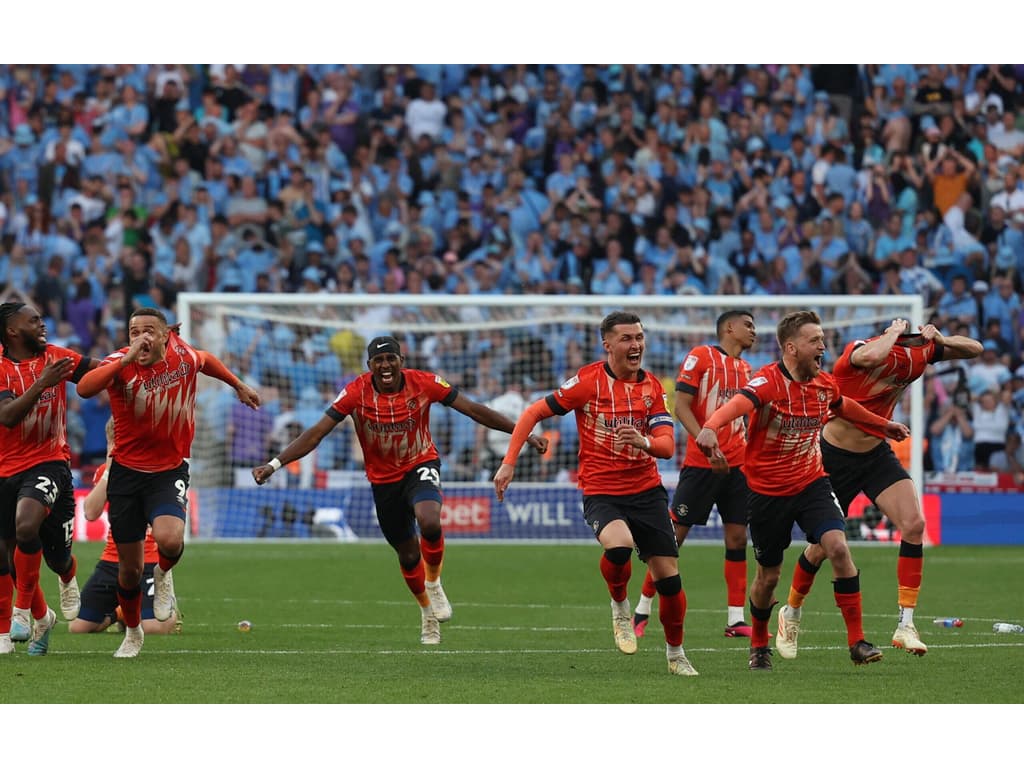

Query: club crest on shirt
left=643, top=396, right=653, bottom=409
left=407, top=398, right=419, bottom=411
left=818, top=390, right=827, bottom=402
left=559, top=374, right=580, bottom=391
left=434, top=375, right=450, bottom=388
left=682, top=355, right=698, bottom=371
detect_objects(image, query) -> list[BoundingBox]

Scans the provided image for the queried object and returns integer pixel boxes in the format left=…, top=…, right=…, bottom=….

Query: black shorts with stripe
left=671, top=465, right=749, bottom=527
left=583, top=484, right=677, bottom=561
left=747, top=477, right=846, bottom=568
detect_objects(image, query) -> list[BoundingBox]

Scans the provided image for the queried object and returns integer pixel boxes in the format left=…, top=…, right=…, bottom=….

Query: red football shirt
left=830, top=337, right=942, bottom=439
left=740, top=362, right=842, bottom=496
left=546, top=361, right=674, bottom=496
left=0, top=345, right=90, bottom=476
left=676, top=344, right=751, bottom=468
left=91, top=465, right=158, bottom=563
left=102, top=336, right=203, bottom=473
left=328, top=369, right=458, bottom=484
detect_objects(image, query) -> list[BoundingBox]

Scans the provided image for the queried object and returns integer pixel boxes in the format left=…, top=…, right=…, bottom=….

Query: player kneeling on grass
left=69, top=420, right=181, bottom=636
left=252, top=335, right=547, bottom=645
left=494, top=311, right=699, bottom=677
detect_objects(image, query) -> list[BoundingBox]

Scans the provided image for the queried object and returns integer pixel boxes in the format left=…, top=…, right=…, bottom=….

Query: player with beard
left=494, top=311, right=699, bottom=677
left=633, top=310, right=758, bottom=640
left=252, top=335, right=548, bottom=645
left=77, top=308, right=259, bottom=657
left=776, top=318, right=981, bottom=660
left=0, top=302, right=92, bottom=655
left=697, top=310, right=910, bottom=671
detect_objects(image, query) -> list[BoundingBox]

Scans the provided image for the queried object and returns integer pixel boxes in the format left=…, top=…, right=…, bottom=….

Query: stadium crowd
left=0, top=64, right=1022, bottom=482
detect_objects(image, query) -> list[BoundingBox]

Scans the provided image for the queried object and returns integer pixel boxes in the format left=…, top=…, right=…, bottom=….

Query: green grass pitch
left=4, top=541, right=1022, bottom=704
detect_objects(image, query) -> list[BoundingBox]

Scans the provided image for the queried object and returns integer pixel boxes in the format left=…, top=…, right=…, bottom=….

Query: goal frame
left=179, top=292, right=927, bottom=508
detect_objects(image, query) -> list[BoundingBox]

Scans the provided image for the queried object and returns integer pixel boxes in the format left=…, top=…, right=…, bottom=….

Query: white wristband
left=268, top=457, right=283, bottom=471
left=642, top=437, right=651, bottom=451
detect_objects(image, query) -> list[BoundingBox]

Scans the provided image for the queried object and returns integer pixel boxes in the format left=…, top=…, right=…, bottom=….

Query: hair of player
left=716, top=309, right=753, bottom=339
left=0, top=301, right=26, bottom=343
left=130, top=307, right=168, bottom=325
left=776, top=309, right=822, bottom=347
left=600, top=310, right=642, bottom=338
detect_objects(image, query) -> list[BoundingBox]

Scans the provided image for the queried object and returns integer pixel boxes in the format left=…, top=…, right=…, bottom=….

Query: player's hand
left=493, top=464, right=514, bottom=501
left=252, top=465, right=275, bottom=485
left=236, top=382, right=261, bottom=409
left=918, top=324, right=944, bottom=344
left=121, top=335, right=148, bottom=366
left=695, top=426, right=722, bottom=460
left=884, top=421, right=911, bottom=441
left=613, top=424, right=646, bottom=451
left=886, top=317, right=910, bottom=336
left=527, top=433, right=550, bottom=455
left=710, top=453, right=729, bottom=474
left=38, top=356, right=75, bottom=388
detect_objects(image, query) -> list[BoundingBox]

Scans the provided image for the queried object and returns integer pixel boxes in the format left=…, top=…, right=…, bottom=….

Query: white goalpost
left=178, top=292, right=925, bottom=541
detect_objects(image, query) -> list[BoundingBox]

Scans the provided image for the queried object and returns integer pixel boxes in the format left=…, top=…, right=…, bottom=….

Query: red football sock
left=13, top=547, right=43, bottom=614
left=599, top=552, right=632, bottom=603
left=640, top=568, right=656, bottom=599
left=788, top=553, right=819, bottom=609
left=724, top=556, right=747, bottom=607
left=834, top=576, right=865, bottom=646
left=897, top=542, right=923, bottom=608
left=31, top=583, right=47, bottom=620
left=116, top=583, right=142, bottom=629
left=749, top=600, right=773, bottom=647
left=400, top=558, right=430, bottom=607
left=657, top=588, right=685, bottom=646
left=419, top=533, right=445, bottom=583
left=0, top=573, right=12, bottom=634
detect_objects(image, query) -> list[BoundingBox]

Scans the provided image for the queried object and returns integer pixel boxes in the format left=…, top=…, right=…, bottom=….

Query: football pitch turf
left=3, top=541, right=1022, bottom=704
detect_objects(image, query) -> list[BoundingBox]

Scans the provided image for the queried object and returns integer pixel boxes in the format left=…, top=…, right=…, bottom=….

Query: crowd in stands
left=0, top=64, right=1022, bottom=482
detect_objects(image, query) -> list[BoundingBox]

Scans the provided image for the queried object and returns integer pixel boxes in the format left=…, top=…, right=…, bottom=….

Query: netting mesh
left=179, top=293, right=923, bottom=540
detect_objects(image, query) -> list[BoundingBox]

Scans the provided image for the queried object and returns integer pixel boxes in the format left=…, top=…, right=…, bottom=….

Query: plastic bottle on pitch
left=992, top=622, right=1024, bottom=634
left=932, top=618, right=963, bottom=628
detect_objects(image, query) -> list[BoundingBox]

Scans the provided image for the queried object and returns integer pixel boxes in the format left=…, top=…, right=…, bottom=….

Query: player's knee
left=602, top=546, right=632, bottom=566
left=397, top=551, right=420, bottom=572
left=900, top=512, right=926, bottom=541
left=653, top=573, right=682, bottom=597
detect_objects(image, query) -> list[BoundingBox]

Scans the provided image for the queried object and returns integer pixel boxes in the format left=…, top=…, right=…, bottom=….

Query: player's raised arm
left=252, top=413, right=337, bottom=485
left=697, top=392, right=756, bottom=460
left=197, top=350, right=261, bottom=409
left=919, top=324, right=983, bottom=360
left=0, top=356, right=75, bottom=426
left=849, top=317, right=908, bottom=368
left=492, top=398, right=555, bottom=500
left=449, top=391, right=549, bottom=455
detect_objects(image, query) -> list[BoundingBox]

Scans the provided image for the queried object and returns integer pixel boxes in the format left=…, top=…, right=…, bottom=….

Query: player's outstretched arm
left=451, top=392, right=549, bottom=454
left=198, top=351, right=261, bottom=409
left=252, top=414, right=337, bottom=485
left=832, top=396, right=910, bottom=440
left=697, top=393, right=756, bottom=461
left=0, top=356, right=75, bottom=426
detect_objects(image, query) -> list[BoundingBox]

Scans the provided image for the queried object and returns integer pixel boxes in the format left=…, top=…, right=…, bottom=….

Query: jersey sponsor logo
left=559, top=374, right=580, bottom=391
left=748, top=376, right=768, bottom=388
left=778, top=415, right=821, bottom=432
left=604, top=415, right=646, bottom=430
left=366, top=418, right=417, bottom=434
left=683, top=355, right=698, bottom=371
left=141, top=360, right=193, bottom=392
left=434, top=375, right=450, bottom=388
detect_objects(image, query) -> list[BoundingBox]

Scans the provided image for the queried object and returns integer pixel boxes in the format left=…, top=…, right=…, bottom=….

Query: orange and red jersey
left=740, top=362, right=842, bottom=496
left=676, top=344, right=751, bottom=468
left=0, top=345, right=91, bottom=476
left=546, top=361, right=674, bottom=496
left=829, top=337, right=943, bottom=439
left=328, top=369, right=458, bottom=484
left=91, top=465, right=158, bottom=563
left=101, top=334, right=203, bottom=473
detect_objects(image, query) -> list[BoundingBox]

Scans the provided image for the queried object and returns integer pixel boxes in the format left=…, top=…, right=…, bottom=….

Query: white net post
left=178, top=292, right=924, bottom=540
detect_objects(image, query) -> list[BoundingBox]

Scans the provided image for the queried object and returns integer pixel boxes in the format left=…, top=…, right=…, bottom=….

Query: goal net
left=177, top=293, right=925, bottom=541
